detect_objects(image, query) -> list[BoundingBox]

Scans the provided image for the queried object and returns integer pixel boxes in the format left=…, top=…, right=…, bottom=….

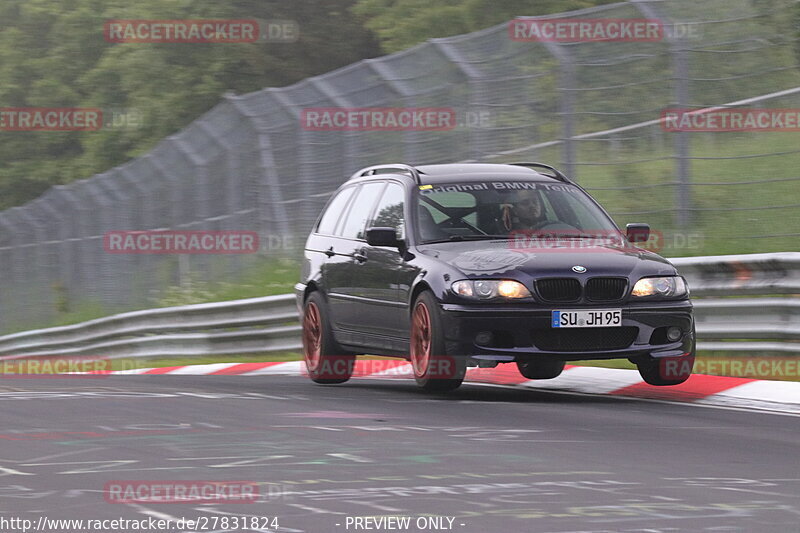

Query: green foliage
left=352, top=0, right=619, bottom=53
left=155, top=258, right=299, bottom=307
left=0, top=257, right=300, bottom=335
left=572, top=131, right=800, bottom=257
left=0, top=0, right=381, bottom=209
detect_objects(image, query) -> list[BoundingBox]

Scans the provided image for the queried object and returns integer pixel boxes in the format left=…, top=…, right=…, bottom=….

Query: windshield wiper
left=516, top=231, right=622, bottom=239
left=525, top=234, right=618, bottom=239
left=421, top=235, right=510, bottom=244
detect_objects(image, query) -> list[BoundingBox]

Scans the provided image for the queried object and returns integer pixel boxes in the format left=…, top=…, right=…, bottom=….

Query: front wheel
left=302, top=292, right=355, bottom=384
left=409, top=291, right=466, bottom=392
left=637, top=326, right=696, bottom=386
left=637, top=353, right=695, bottom=386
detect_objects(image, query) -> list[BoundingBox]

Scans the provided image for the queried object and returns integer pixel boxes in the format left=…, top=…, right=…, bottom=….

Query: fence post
left=560, top=57, right=577, bottom=181
left=633, top=0, right=692, bottom=227
left=672, top=44, right=691, bottom=228
left=431, top=40, right=483, bottom=162
left=541, top=41, right=576, bottom=180
left=365, top=57, right=420, bottom=164
left=309, top=76, right=358, bottom=176
left=225, top=93, right=293, bottom=250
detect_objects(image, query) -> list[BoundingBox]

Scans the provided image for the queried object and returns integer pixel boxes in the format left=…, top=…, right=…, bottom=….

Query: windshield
left=414, top=180, right=620, bottom=243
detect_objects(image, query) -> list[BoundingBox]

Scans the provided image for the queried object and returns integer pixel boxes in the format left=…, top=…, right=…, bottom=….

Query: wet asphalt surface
left=0, top=375, right=798, bottom=533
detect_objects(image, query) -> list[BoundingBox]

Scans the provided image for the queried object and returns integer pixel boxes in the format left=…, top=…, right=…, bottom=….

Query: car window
left=425, top=192, right=476, bottom=226
left=538, top=194, right=558, bottom=223
left=416, top=181, right=618, bottom=242
left=317, top=186, right=356, bottom=235
left=369, top=183, right=405, bottom=239
left=557, top=191, right=611, bottom=229
left=339, top=182, right=385, bottom=240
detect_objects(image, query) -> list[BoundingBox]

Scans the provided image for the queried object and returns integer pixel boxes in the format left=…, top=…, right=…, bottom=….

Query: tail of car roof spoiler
left=508, top=162, right=572, bottom=183
left=354, top=164, right=422, bottom=184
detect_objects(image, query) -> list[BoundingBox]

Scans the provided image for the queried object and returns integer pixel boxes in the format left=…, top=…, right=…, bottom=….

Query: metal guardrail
left=0, top=253, right=797, bottom=360
left=0, top=294, right=301, bottom=360
left=671, top=252, right=800, bottom=296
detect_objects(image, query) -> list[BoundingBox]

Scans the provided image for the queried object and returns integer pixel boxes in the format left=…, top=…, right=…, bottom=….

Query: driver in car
left=499, top=189, right=546, bottom=232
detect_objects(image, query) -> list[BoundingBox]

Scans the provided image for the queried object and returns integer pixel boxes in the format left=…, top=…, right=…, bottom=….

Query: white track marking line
left=167, top=363, right=240, bottom=375
left=98, top=361, right=800, bottom=415
left=464, top=380, right=800, bottom=417
left=110, top=367, right=155, bottom=374
left=24, top=447, right=106, bottom=463
left=517, top=366, right=644, bottom=394
left=700, top=380, right=800, bottom=404
left=243, top=361, right=305, bottom=375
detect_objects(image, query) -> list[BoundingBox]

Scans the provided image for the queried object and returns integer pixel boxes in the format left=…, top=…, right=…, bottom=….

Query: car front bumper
left=438, top=300, right=694, bottom=362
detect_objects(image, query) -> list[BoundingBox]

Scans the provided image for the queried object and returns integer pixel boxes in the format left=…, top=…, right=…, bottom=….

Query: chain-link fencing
left=1, top=0, right=798, bottom=331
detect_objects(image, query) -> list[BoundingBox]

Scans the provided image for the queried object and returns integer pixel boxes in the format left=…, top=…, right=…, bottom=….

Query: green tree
left=352, top=0, right=619, bottom=53
left=0, top=0, right=381, bottom=209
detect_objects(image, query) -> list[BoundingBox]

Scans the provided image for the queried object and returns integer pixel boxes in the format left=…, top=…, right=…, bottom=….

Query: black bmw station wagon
left=295, top=163, right=694, bottom=391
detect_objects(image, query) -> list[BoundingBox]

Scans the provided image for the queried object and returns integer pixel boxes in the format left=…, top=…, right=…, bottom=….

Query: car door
left=352, top=181, right=409, bottom=342
left=330, top=181, right=386, bottom=336
left=314, top=185, right=358, bottom=331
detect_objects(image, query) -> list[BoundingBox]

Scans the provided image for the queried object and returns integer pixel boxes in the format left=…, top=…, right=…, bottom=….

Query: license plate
left=552, top=309, right=621, bottom=328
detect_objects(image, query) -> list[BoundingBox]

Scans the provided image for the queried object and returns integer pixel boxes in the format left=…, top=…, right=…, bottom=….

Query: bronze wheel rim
left=303, top=302, right=322, bottom=371
left=410, top=302, right=432, bottom=378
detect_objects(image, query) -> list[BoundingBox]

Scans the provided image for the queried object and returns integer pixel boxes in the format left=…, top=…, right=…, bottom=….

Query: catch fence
left=1, top=0, right=798, bottom=330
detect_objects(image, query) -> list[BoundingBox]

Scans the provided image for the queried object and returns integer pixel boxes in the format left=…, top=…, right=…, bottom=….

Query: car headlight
left=631, top=276, right=688, bottom=299
left=452, top=279, right=531, bottom=299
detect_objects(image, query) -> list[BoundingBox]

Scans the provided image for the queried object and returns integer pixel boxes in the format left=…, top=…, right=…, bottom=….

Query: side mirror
left=366, top=227, right=400, bottom=248
left=626, top=223, right=650, bottom=243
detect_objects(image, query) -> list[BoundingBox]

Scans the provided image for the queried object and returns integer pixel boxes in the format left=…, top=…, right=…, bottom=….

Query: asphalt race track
left=0, top=375, right=798, bottom=533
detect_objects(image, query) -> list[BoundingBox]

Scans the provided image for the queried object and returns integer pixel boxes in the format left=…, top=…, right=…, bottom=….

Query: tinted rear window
left=317, top=187, right=355, bottom=235
left=340, top=182, right=385, bottom=239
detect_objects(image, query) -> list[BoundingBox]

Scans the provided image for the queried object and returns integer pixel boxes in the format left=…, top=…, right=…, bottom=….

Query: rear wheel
left=409, top=291, right=465, bottom=391
left=516, top=358, right=565, bottom=380
left=302, top=292, right=355, bottom=384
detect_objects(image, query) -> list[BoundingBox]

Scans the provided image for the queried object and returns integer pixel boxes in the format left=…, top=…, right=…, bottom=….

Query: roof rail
left=508, top=162, right=571, bottom=183
left=353, top=163, right=421, bottom=184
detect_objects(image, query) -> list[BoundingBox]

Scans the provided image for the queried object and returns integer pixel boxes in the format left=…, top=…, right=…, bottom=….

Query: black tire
left=409, top=291, right=466, bottom=391
left=302, top=292, right=355, bottom=384
left=516, top=358, right=565, bottom=380
left=637, top=326, right=696, bottom=386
